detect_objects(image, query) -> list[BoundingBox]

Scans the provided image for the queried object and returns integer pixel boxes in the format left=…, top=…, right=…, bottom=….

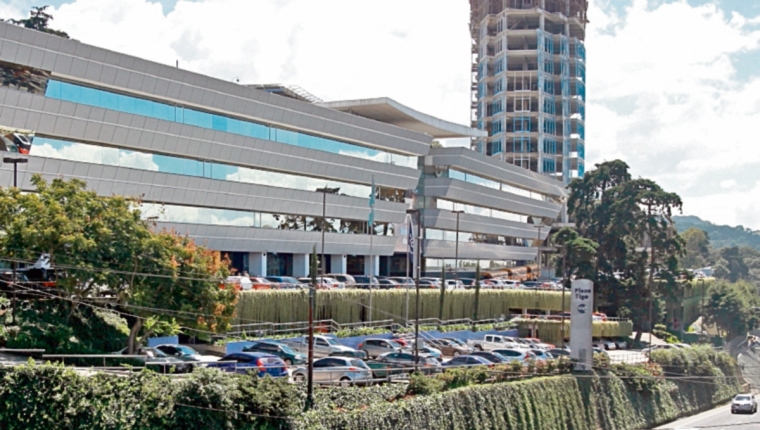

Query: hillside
left=674, top=215, right=760, bottom=250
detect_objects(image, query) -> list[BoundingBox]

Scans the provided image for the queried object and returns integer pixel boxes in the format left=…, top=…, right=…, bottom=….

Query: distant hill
left=674, top=215, right=760, bottom=251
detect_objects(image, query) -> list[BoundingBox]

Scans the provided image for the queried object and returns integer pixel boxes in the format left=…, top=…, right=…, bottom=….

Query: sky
left=1, top=0, right=759, bottom=230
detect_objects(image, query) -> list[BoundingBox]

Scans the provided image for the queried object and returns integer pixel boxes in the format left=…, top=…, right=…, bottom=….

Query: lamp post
left=4, top=157, right=28, bottom=326
left=531, top=218, right=543, bottom=337
left=406, top=208, right=421, bottom=370
left=554, top=243, right=568, bottom=348
left=315, top=186, right=340, bottom=279
left=452, top=210, right=464, bottom=285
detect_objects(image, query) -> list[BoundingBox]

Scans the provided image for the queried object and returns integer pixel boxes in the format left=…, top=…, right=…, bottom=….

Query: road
left=656, top=403, right=760, bottom=429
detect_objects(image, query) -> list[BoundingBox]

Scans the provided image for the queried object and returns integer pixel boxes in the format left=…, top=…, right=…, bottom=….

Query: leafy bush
left=407, top=371, right=443, bottom=395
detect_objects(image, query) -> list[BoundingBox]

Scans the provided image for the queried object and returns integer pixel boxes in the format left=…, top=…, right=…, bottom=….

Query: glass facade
left=140, top=202, right=392, bottom=236
left=45, top=80, right=417, bottom=168
left=31, top=136, right=372, bottom=199
left=447, top=169, right=543, bottom=201
left=436, top=199, right=528, bottom=223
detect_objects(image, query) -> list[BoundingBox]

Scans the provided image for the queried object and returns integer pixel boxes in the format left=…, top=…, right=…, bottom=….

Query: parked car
left=471, top=350, right=511, bottom=364
left=427, top=338, right=474, bottom=356
left=226, top=276, right=253, bottom=290
left=282, top=335, right=366, bottom=358
left=731, top=394, right=757, bottom=414
left=358, top=338, right=404, bottom=359
left=389, top=277, right=414, bottom=287
left=265, top=276, right=302, bottom=289
left=593, top=347, right=609, bottom=357
left=613, top=337, right=629, bottom=350
left=327, top=273, right=356, bottom=287
left=442, top=355, right=494, bottom=368
left=418, top=279, right=439, bottom=289
left=112, top=347, right=193, bottom=373
left=242, top=341, right=307, bottom=366
left=377, top=279, right=401, bottom=289
left=547, top=348, right=571, bottom=357
left=296, top=277, right=343, bottom=289
left=209, top=352, right=288, bottom=377
left=353, top=275, right=379, bottom=289
left=154, top=344, right=220, bottom=363
left=292, top=357, right=373, bottom=386
left=522, top=338, right=555, bottom=350
left=521, top=281, right=541, bottom=289
left=401, top=342, right=443, bottom=361
left=369, top=352, right=442, bottom=376
left=250, top=277, right=275, bottom=290
left=444, top=338, right=473, bottom=349
left=467, top=334, right=524, bottom=351
left=443, top=279, right=464, bottom=290
left=592, top=337, right=617, bottom=350
left=492, top=349, right=534, bottom=363
left=530, top=349, right=553, bottom=361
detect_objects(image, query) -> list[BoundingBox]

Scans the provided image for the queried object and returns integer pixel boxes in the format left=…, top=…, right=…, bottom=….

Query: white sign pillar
left=569, top=279, right=594, bottom=371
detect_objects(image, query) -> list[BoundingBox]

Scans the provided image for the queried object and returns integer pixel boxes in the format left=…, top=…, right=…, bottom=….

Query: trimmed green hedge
left=514, top=319, right=634, bottom=344
left=236, top=289, right=571, bottom=324
left=0, top=345, right=739, bottom=430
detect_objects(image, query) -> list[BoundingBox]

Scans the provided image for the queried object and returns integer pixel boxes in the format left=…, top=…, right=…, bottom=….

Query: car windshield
left=175, top=346, right=199, bottom=355
left=279, top=345, right=298, bottom=354
left=387, top=341, right=402, bottom=348
left=325, top=338, right=341, bottom=346
left=736, top=395, right=751, bottom=401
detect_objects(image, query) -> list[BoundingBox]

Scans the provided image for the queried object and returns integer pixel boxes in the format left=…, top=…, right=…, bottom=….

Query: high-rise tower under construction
left=469, top=0, right=588, bottom=183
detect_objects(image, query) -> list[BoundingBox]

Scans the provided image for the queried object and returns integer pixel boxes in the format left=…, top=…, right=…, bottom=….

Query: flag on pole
left=368, top=176, right=375, bottom=229
left=407, top=217, right=415, bottom=265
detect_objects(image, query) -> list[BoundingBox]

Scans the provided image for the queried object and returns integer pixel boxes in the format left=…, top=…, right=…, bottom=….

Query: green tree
left=551, top=227, right=599, bottom=283
left=680, top=228, right=711, bottom=269
left=704, top=280, right=759, bottom=339
left=713, top=246, right=749, bottom=283
left=0, top=175, right=236, bottom=353
left=566, top=160, right=684, bottom=336
left=9, top=6, right=70, bottom=38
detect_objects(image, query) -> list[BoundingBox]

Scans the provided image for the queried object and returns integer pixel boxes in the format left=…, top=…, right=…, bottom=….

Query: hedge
left=0, top=346, right=738, bottom=430
left=513, top=319, right=634, bottom=344
left=236, top=289, right=571, bottom=325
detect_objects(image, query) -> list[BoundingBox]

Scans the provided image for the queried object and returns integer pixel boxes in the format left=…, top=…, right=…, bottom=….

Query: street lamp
left=452, top=210, right=464, bottom=285
left=554, top=243, right=569, bottom=348
left=315, top=186, right=340, bottom=279
left=4, top=156, right=28, bottom=326
left=406, top=208, right=421, bottom=370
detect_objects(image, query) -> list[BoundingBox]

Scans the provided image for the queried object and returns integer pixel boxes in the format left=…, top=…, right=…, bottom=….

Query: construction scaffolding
left=469, top=0, right=587, bottom=183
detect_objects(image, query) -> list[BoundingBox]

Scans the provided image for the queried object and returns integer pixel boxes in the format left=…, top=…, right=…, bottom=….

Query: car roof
left=234, top=351, right=279, bottom=358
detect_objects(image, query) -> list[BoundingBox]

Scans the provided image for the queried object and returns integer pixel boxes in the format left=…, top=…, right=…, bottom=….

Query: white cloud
left=44, top=0, right=472, bottom=126
left=31, top=140, right=159, bottom=171
left=586, top=0, right=760, bottom=228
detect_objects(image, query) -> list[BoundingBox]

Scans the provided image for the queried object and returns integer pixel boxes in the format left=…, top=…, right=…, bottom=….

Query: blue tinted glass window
left=44, top=80, right=414, bottom=168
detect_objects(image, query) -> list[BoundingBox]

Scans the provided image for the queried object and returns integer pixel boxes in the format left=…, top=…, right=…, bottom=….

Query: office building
left=0, top=21, right=566, bottom=278
left=469, top=0, right=588, bottom=183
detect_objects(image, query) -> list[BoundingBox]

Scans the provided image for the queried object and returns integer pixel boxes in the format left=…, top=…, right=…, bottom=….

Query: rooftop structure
left=320, top=98, right=487, bottom=140
left=469, top=0, right=588, bottom=183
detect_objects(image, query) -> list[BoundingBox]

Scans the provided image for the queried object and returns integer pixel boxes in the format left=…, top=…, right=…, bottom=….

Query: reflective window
left=30, top=136, right=372, bottom=199
left=448, top=169, right=543, bottom=201
left=45, top=80, right=416, bottom=168
left=436, top=199, right=528, bottom=223
left=140, top=203, right=392, bottom=235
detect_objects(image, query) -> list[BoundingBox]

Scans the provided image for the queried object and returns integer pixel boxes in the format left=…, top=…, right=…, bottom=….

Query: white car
left=226, top=276, right=253, bottom=290
left=592, top=337, right=616, bottom=350
left=731, top=394, right=757, bottom=414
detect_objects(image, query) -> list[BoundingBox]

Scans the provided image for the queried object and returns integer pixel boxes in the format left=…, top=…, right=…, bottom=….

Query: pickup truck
left=467, top=334, right=525, bottom=351
left=281, top=335, right=367, bottom=359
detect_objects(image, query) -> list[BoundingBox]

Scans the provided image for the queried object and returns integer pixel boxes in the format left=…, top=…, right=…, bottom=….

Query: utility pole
left=406, top=209, right=421, bottom=371
left=453, top=210, right=464, bottom=285
left=306, top=246, right=317, bottom=410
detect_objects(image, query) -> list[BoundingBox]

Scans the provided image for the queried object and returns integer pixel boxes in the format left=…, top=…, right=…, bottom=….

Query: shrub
left=407, top=371, right=443, bottom=396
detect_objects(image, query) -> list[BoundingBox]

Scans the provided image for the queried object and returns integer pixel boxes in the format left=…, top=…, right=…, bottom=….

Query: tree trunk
left=128, top=318, right=143, bottom=355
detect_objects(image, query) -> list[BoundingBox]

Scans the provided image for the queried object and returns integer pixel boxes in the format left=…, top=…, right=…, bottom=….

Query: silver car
left=359, top=338, right=403, bottom=359
left=292, top=357, right=373, bottom=386
left=732, top=394, right=757, bottom=414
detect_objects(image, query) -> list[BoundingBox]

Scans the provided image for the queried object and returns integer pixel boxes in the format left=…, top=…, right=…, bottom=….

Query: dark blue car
left=442, top=355, right=494, bottom=368
left=210, top=352, right=288, bottom=378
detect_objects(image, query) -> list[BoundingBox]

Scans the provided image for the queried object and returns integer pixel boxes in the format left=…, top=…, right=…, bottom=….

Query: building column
left=293, top=254, right=309, bottom=278
left=249, top=252, right=267, bottom=277
left=364, top=255, right=379, bottom=276
left=330, top=254, right=347, bottom=274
